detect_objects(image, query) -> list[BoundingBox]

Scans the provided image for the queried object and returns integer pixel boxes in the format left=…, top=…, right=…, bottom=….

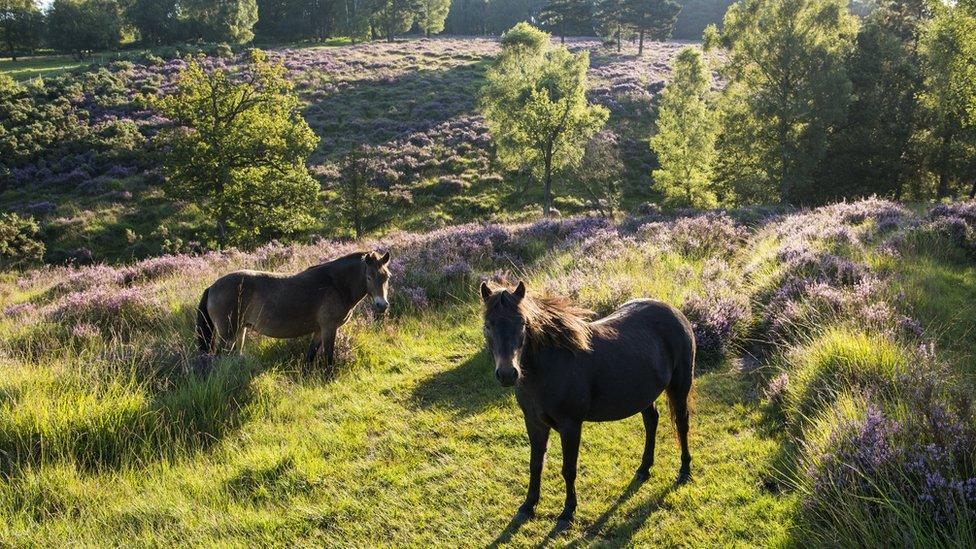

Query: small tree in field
left=651, top=47, right=719, bottom=208
left=156, top=50, right=320, bottom=246
left=417, top=0, right=450, bottom=37
left=482, top=23, right=608, bottom=217
left=324, top=146, right=412, bottom=238
left=571, top=130, right=624, bottom=217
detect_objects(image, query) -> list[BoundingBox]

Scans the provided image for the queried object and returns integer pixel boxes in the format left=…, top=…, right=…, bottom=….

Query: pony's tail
left=196, top=287, right=215, bottom=355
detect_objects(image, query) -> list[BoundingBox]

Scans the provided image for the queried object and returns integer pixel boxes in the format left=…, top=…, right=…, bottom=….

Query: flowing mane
left=305, top=251, right=368, bottom=274
left=484, top=289, right=598, bottom=352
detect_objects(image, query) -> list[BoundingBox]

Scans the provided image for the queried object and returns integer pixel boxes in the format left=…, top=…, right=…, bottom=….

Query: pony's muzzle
left=372, top=297, right=389, bottom=314
left=495, top=366, right=519, bottom=387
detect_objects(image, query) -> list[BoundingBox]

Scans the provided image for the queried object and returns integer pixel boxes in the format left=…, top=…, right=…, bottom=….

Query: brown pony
left=196, top=251, right=391, bottom=367
left=480, top=281, right=695, bottom=529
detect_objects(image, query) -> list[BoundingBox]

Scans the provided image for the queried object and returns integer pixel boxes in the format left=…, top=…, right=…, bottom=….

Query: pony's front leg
left=320, top=325, right=337, bottom=369
left=305, top=332, right=322, bottom=366
left=557, top=421, right=582, bottom=529
left=516, top=415, right=550, bottom=521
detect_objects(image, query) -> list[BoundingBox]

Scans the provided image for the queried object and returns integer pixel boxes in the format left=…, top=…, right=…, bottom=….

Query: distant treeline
left=0, top=0, right=733, bottom=59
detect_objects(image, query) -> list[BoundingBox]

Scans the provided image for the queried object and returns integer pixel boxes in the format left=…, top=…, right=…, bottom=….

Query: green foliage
left=594, top=0, right=628, bottom=51
left=482, top=23, right=608, bottom=217
left=650, top=47, right=718, bottom=208
left=624, top=0, right=680, bottom=55
left=126, top=0, right=182, bottom=46
left=820, top=0, right=932, bottom=202
left=0, top=0, right=43, bottom=61
left=322, top=146, right=412, bottom=237
left=373, top=0, right=421, bottom=41
left=538, top=0, right=593, bottom=42
left=919, top=3, right=976, bottom=199
left=416, top=0, right=451, bottom=36
left=155, top=50, right=320, bottom=246
left=0, top=212, right=44, bottom=268
left=569, top=130, right=624, bottom=216
left=672, top=0, right=733, bottom=40
left=181, top=0, right=260, bottom=44
left=46, top=0, right=123, bottom=56
left=709, top=0, right=857, bottom=204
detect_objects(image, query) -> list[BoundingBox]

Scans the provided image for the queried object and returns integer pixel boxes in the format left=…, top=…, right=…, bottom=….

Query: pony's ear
left=513, top=281, right=526, bottom=300
left=480, top=282, right=492, bottom=302
left=379, top=251, right=391, bottom=265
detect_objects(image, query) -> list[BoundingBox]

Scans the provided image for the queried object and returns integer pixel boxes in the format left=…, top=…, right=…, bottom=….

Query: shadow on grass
left=409, top=349, right=506, bottom=416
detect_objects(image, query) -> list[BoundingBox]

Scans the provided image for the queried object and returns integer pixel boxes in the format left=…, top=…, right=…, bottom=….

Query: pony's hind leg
left=636, top=403, right=659, bottom=482
left=666, top=384, right=692, bottom=484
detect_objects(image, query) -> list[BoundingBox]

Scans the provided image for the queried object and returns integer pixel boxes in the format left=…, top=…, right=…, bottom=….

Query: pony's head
left=364, top=251, right=391, bottom=314
left=480, top=280, right=594, bottom=387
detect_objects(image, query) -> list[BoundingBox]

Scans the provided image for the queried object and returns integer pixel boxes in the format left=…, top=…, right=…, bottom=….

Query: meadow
left=1, top=198, right=974, bottom=545
left=1, top=38, right=688, bottom=263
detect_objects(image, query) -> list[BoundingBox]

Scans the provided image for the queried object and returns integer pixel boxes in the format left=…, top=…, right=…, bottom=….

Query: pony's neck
left=337, top=259, right=368, bottom=309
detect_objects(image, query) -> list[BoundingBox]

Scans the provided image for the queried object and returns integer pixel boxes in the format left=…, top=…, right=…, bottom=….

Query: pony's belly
left=250, top=319, right=317, bottom=339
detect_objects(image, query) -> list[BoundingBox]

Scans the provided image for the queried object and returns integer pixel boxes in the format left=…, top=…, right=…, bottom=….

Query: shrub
left=0, top=213, right=45, bottom=269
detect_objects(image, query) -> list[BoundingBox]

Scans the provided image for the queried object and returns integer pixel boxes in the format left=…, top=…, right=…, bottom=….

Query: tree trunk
left=638, top=29, right=644, bottom=56
left=936, top=133, right=951, bottom=199
left=543, top=152, right=553, bottom=218
left=616, top=32, right=621, bottom=53
left=969, top=179, right=976, bottom=200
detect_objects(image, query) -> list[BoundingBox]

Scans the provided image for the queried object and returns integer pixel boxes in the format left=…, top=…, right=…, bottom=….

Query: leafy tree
left=47, top=0, right=123, bottom=57
left=373, top=0, right=420, bottom=41
left=181, top=0, right=259, bottom=44
left=324, top=147, right=413, bottom=238
left=624, top=0, right=680, bottom=56
left=706, top=0, right=857, bottom=204
left=155, top=50, right=320, bottom=246
left=650, top=47, right=718, bottom=207
left=482, top=23, right=608, bottom=217
left=819, top=0, right=933, bottom=202
left=538, top=0, right=592, bottom=43
left=127, top=0, right=183, bottom=45
left=594, top=0, right=628, bottom=51
left=337, top=0, right=373, bottom=41
left=919, top=2, right=976, bottom=199
left=417, top=0, right=450, bottom=36
left=570, top=130, right=624, bottom=217
left=0, top=0, right=43, bottom=61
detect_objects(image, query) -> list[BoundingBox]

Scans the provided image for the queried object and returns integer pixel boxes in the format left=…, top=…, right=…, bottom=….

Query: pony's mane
left=485, top=290, right=597, bottom=352
left=306, top=251, right=368, bottom=273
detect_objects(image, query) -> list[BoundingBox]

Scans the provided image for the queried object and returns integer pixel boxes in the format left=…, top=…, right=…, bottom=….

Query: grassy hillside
left=1, top=38, right=689, bottom=264
left=1, top=199, right=974, bottom=545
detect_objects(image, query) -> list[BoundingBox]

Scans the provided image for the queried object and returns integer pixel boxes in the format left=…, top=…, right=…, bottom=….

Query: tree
left=571, top=130, right=624, bottom=216
left=919, top=3, right=976, bottom=199
left=337, top=0, right=373, bottom=41
left=127, top=0, right=183, bottom=45
left=650, top=47, right=718, bottom=207
left=324, top=147, right=412, bottom=238
left=417, top=0, right=450, bottom=37
left=181, top=0, right=259, bottom=44
left=483, top=23, right=609, bottom=217
left=594, top=0, right=628, bottom=52
left=373, top=0, right=420, bottom=42
left=624, top=0, right=680, bottom=56
left=155, top=50, right=320, bottom=246
left=820, top=0, right=933, bottom=202
left=47, top=0, right=123, bottom=57
left=538, top=0, right=591, bottom=44
left=0, top=0, right=43, bottom=61
left=0, top=212, right=44, bottom=269
left=707, top=0, right=857, bottom=204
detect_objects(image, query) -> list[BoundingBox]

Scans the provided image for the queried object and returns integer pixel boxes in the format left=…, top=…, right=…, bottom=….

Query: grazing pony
left=196, top=251, right=391, bottom=367
left=480, top=281, right=695, bottom=528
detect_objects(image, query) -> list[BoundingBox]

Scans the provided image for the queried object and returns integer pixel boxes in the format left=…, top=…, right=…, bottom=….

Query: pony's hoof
left=555, top=518, right=573, bottom=532
left=676, top=471, right=692, bottom=485
left=634, top=469, right=651, bottom=483
left=514, top=510, right=533, bottom=522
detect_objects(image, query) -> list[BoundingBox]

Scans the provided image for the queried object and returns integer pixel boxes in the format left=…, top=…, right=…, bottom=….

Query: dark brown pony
left=480, top=281, right=695, bottom=529
left=196, top=251, right=391, bottom=367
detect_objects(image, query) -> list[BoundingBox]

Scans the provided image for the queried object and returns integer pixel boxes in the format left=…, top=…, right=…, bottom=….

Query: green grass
left=0, top=312, right=795, bottom=546
left=0, top=56, right=94, bottom=81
